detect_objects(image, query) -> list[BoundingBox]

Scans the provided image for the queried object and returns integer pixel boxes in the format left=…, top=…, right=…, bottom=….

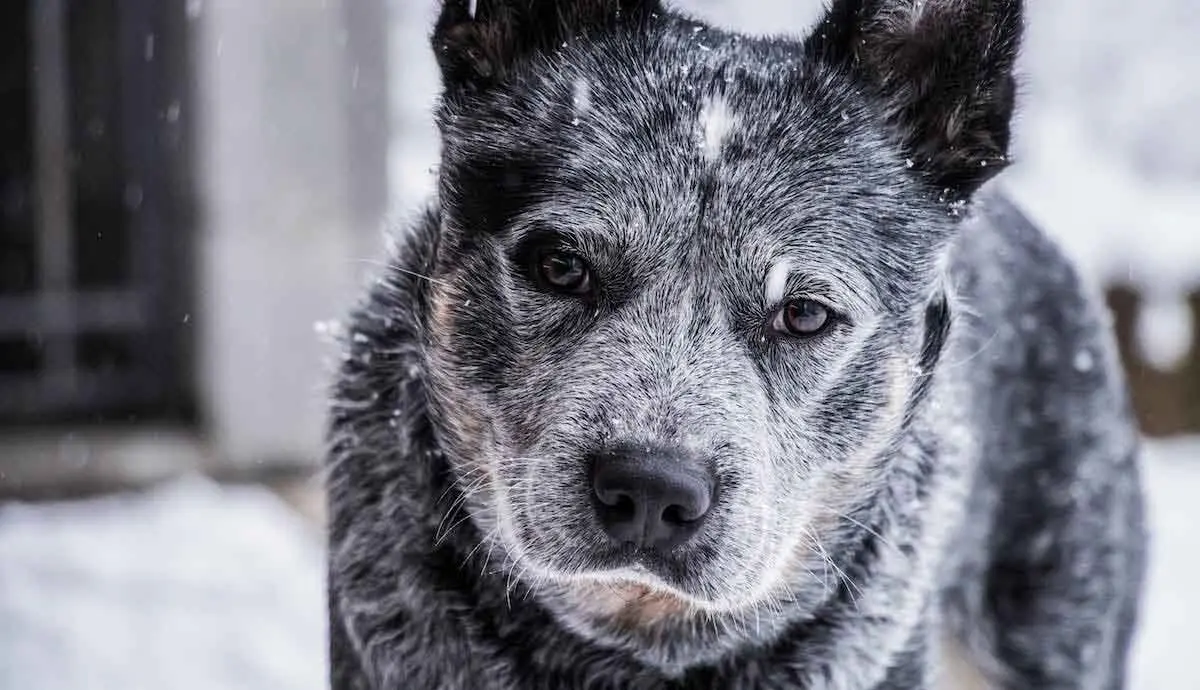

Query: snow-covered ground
left=0, top=440, right=1196, bottom=689
left=1134, top=439, right=1200, bottom=689
left=0, top=480, right=327, bottom=690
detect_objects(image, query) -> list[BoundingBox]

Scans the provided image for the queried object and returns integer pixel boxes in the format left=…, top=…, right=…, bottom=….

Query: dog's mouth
left=527, top=539, right=761, bottom=616
left=511, top=516, right=720, bottom=590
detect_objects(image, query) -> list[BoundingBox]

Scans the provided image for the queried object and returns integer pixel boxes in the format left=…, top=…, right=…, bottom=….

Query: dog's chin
left=503, top=527, right=782, bottom=610
left=556, top=576, right=699, bottom=624
left=506, top=539, right=826, bottom=671
left=530, top=573, right=780, bottom=673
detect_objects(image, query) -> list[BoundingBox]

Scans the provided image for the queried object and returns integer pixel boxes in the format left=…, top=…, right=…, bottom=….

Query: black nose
left=589, top=446, right=716, bottom=551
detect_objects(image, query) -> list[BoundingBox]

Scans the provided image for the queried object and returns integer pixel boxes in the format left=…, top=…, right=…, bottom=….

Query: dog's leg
left=979, top=442, right=1147, bottom=690
left=942, top=198, right=1149, bottom=689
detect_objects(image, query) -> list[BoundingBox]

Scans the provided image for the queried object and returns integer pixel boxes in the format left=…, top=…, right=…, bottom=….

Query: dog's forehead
left=447, top=27, right=942, bottom=308
left=549, top=39, right=913, bottom=224
left=530, top=45, right=924, bottom=270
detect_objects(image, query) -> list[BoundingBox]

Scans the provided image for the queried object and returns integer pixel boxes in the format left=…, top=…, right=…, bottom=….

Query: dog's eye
left=536, top=250, right=592, bottom=295
left=772, top=299, right=832, bottom=337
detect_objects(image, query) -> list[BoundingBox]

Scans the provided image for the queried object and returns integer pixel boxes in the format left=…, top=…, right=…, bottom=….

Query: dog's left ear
left=433, top=0, right=662, bottom=91
left=807, top=0, right=1023, bottom=198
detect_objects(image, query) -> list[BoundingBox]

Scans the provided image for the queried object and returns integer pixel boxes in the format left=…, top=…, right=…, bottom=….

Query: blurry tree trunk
left=1107, top=286, right=1200, bottom=437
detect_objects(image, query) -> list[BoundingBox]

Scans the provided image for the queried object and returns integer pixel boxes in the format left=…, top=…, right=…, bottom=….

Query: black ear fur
left=433, top=0, right=662, bottom=90
left=807, top=0, right=1023, bottom=198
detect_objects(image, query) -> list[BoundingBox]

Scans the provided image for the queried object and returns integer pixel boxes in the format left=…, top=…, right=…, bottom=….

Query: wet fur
left=326, top=1, right=1147, bottom=688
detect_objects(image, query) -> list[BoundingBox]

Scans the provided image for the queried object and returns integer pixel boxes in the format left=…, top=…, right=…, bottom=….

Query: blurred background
left=0, top=0, right=1196, bottom=688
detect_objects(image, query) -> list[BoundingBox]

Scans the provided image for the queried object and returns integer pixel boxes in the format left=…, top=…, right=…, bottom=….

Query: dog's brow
left=502, top=217, right=620, bottom=256
left=762, top=254, right=878, bottom=316
left=765, top=259, right=791, bottom=304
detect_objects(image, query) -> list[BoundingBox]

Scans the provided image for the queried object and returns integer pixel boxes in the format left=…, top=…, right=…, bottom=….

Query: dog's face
left=420, top=0, right=1019, bottom=658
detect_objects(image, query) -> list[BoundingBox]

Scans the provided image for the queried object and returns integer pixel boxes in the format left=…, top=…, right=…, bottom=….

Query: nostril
left=606, top=493, right=637, bottom=522
left=662, top=486, right=711, bottom=524
left=661, top=504, right=691, bottom=527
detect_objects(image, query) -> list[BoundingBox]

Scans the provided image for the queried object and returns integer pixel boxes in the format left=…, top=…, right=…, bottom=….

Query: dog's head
left=419, top=0, right=1020, bottom=663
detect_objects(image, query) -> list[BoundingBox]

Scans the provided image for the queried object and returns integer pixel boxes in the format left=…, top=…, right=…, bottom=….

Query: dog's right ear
left=806, top=0, right=1023, bottom=199
left=433, top=0, right=662, bottom=91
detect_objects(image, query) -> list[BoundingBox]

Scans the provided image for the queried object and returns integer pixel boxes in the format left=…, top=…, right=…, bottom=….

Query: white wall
left=195, top=0, right=382, bottom=467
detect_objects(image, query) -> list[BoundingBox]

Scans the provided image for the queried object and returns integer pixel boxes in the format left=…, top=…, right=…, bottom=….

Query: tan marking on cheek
left=451, top=404, right=491, bottom=473
left=938, top=635, right=995, bottom=690
left=851, top=355, right=914, bottom=462
left=427, top=282, right=460, bottom=342
left=778, top=355, right=920, bottom=587
left=823, top=356, right=915, bottom=492
left=424, top=274, right=494, bottom=473
left=887, top=355, right=915, bottom=422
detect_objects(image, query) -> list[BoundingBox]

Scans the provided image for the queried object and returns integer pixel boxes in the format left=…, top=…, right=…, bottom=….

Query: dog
left=325, top=1, right=1148, bottom=687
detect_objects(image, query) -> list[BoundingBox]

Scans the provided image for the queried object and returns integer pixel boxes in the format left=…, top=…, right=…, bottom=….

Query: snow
left=1135, top=296, right=1195, bottom=371
left=0, top=441, right=1197, bottom=689
left=0, top=478, right=326, bottom=690
left=1130, top=439, right=1200, bottom=689
left=1004, top=111, right=1200, bottom=297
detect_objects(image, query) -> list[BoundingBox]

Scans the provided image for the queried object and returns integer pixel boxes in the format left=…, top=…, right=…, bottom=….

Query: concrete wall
left=195, top=0, right=387, bottom=467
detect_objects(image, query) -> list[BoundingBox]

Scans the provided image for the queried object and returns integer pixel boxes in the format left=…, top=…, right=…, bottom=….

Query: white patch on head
left=893, top=0, right=947, bottom=30
left=698, top=94, right=736, bottom=162
left=765, top=259, right=791, bottom=304
left=908, top=0, right=930, bottom=25
left=572, top=78, right=592, bottom=116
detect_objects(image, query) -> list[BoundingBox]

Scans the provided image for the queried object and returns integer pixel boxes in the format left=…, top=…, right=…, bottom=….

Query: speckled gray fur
left=325, top=1, right=1148, bottom=688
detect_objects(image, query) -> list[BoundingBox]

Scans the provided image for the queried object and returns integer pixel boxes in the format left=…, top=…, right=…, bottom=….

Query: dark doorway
left=0, top=0, right=195, bottom=424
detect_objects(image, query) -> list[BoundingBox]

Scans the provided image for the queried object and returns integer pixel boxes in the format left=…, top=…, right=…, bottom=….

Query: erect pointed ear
left=806, top=0, right=1023, bottom=199
left=433, top=0, right=662, bottom=91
